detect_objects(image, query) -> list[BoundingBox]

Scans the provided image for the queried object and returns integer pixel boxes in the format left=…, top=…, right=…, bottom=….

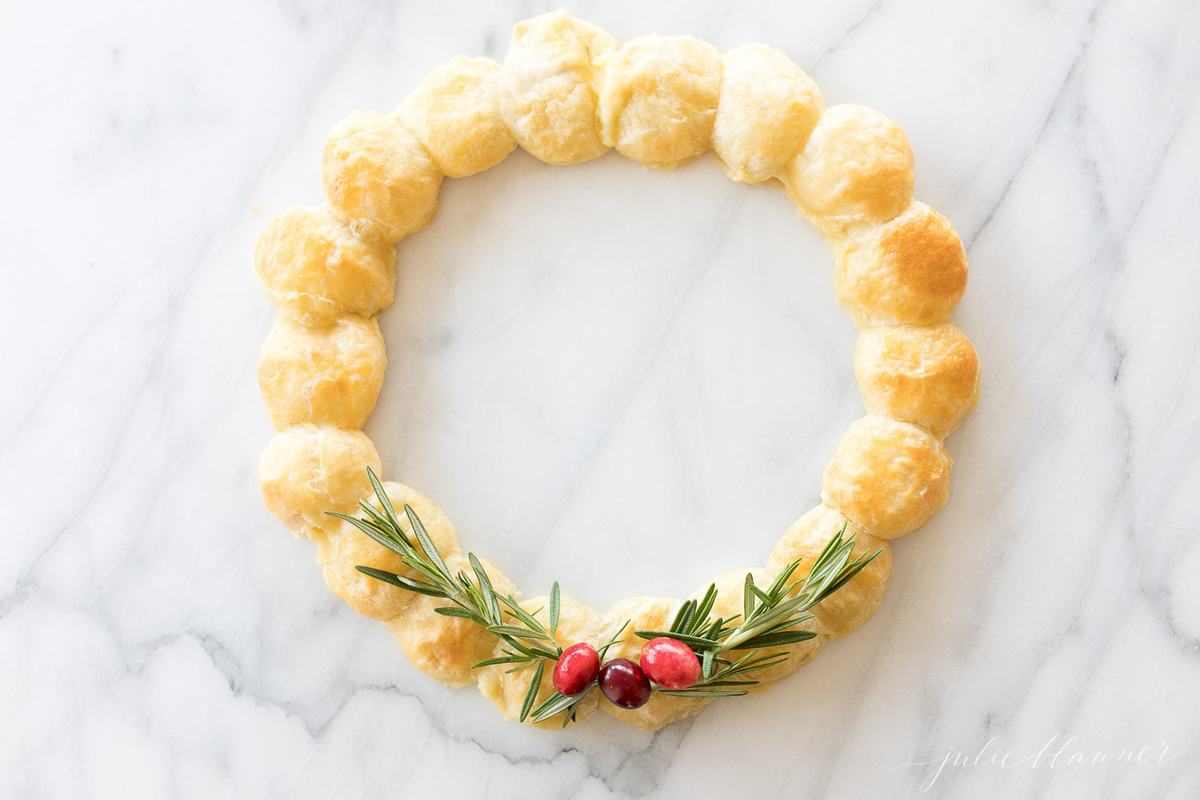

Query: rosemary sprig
left=327, top=468, right=563, bottom=664
left=333, top=469, right=878, bottom=722
left=636, top=524, right=878, bottom=697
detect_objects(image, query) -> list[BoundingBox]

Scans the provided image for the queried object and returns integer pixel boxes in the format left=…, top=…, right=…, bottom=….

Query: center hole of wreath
left=370, top=150, right=859, bottom=605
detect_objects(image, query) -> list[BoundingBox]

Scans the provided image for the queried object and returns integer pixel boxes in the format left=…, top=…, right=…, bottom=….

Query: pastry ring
left=255, top=11, right=978, bottom=731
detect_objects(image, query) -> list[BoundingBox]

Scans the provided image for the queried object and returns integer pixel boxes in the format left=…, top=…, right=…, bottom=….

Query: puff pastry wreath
left=255, top=10, right=978, bottom=731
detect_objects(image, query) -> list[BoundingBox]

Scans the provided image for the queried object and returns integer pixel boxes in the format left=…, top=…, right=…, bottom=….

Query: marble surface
left=3, top=0, right=1200, bottom=797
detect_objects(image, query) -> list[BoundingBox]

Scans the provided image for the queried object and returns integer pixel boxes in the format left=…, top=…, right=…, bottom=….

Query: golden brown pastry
left=322, top=110, right=443, bottom=243
left=397, top=56, right=516, bottom=178
left=822, top=416, right=951, bottom=540
left=597, top=597, right=710, bottom=730
left=389, top=554, right=517, bottom=686
left=258, top=314, right=386, bottom=430
left=855, top=323, right=979, bottom=436
left=254, top=13, right=980, bottom=731
left=477, top=594, right=604, bottom=728
left=699, top=569, right=826, bottom=683
left=767, top=506, right=893, bottom=637
left=322, top=482, right=460, bottom=620
left=785, top=104, right=914, bottom=230
left=836, top=202, right=968, bottom=326
left=254, top=206, right=395, bottom=324
left=713, top=44, right=823, bottom=183
left=258, top=425, right=381, bottom=536
left=595, top=35, right=723, bottom=168
left=498, top=10, right=616, bottom=165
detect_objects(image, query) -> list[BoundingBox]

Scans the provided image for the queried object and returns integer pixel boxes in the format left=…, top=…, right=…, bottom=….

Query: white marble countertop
left=4, top=0, right=1199, bottom=797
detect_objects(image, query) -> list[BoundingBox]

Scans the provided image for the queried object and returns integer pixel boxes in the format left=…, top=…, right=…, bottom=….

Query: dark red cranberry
left=639, top=637, right=701, bottom=689
left=598, top=658, right=652, bottom=709
left=552, top=643, right=600, bottom=696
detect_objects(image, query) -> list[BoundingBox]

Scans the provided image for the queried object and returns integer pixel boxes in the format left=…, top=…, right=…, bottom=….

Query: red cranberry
left=552, top=643, right=600, bottom=696
left=639, top=637, right=701, bottom=689
left=598, top=658, right=652, bottom=709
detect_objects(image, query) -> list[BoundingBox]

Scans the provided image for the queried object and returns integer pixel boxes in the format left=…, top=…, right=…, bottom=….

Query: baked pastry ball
left=713, top=44, right=823, bottom=183
left=498, top=10, right=616, bottom=165
left=478, top=594, right=604, bottom=728
left=699, top=569, right=826, bottom=683
left=258, top=425, right=381, bottom=535
left=254, top=206, right=395, bottom=324
left=595, top=35, right=723, bottom=168
left=597, top=597, right=710, bottom=730
left=855, top=323, right=979, bottom=436
left=397, top=56, right=516, bottom=178
left=322, top=110, right=443, bottom=243
left=836, top=202, right=968, bottom=326
left=321, top=482, right=459, bottom=620
left=786, top=104, right=914, bottom=228
left=258, top=314, right=386, bottom=430
left=389, top=554, right=516, bottom=686
left=767, top=506, right=893, bottom=637
left=822, top=416, right=951, bottom=540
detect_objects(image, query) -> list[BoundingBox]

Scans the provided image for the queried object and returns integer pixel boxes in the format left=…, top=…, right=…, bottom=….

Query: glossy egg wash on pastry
left=254, top=10, right=978, bottom=731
